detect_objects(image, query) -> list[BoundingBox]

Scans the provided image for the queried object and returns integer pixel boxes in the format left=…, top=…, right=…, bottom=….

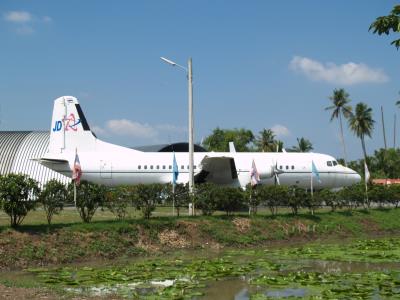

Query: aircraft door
left=100, top=160, right=112, bottom=179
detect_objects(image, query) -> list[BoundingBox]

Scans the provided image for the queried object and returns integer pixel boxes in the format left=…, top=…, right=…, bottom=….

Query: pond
left=4, top=238, right=400, bottom=299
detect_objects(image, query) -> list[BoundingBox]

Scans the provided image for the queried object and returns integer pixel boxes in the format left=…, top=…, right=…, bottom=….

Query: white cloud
left=4, top=11, right=52, bottom=35
left=155, top=124, right=187, bottom=133
left=271, top=124, right=290, bottom=137
left=91, top=125, right=107, bottom=136
left=289, top=56, right=389, bottom=85
left=92, top=119, right=186, bottom=143
left=106, top=119, right=157, bottom=138
left=4, top=11, right=32, bottom=23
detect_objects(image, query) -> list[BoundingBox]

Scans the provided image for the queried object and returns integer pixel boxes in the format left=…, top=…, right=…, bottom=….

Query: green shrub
left=131, top=184, right=164, bottom=219
left=68, top=181, right=107, bottom=223
left=39, top=179, right=67, bottom=225
left=196, top=183, right=219, bottom=216
left=0, top=173, right=40, bottom=227
left=105, top=186, right=131, bottom=220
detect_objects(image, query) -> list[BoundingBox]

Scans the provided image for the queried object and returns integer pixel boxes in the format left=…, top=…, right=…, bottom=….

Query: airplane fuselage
left=43, top=141, right=360, bottom=189
left=39, top=96, right=361, bottom=190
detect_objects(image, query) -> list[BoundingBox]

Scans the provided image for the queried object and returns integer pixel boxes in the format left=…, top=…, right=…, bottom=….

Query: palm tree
left=291, top=137, right=313, bottom=152
left=255, top=129, right=276, bottom=152
left=325, top=88, right=352, bottom=166
left=274, top=140, right=284, bottom=152
left=348, top=102, right=375, bottom=162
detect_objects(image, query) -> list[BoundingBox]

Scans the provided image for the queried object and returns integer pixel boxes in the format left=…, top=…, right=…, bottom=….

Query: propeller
left=272, top=161, right=284, bottom=185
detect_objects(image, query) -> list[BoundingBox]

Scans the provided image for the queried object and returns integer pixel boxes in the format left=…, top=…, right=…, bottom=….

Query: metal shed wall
left=0, top=131, right=70, bottom=187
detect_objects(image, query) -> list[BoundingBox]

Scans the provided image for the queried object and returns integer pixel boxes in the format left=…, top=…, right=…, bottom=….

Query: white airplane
left=39, top=96, right=361, bottom=189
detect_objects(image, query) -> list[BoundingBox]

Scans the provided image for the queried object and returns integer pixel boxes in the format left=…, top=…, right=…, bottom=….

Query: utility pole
left=381, top=106, right=387, bottom=150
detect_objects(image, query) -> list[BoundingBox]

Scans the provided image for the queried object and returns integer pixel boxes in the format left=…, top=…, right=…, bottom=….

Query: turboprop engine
left=252, top=159, right=283, bottom=184
left=254, top=161, right=274, bottom=179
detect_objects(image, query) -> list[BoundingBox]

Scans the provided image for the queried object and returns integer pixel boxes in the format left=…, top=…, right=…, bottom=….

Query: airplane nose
left=351, top=172, right=361, bottom=184
left=346, top=167, right=361, bottom=185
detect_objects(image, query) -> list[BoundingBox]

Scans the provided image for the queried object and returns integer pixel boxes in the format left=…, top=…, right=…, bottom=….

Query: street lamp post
left=161, top=57, right=195, bottom=215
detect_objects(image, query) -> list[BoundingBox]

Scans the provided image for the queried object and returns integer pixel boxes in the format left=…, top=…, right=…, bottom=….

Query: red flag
left=72, top=151, right=82, bottom=185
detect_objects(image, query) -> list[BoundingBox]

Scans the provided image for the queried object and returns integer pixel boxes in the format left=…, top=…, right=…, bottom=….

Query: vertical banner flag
left=72, top=149, right=82, bottom=185
left=172, top=152, right=179, bottom=187
left=364, top=161, right=370, bottom=184
left=250, top=159, right=260, bottom=186
left=311, top=160, right=321, bottom=183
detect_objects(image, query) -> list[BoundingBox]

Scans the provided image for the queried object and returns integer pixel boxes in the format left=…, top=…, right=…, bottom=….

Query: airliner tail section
left=48, top=96, right=97, bottom=153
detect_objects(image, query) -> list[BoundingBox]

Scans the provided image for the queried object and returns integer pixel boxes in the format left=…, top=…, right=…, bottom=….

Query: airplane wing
left=196, top=154, right=238, bottom=185
left=33, top=158, right=71, bottom=175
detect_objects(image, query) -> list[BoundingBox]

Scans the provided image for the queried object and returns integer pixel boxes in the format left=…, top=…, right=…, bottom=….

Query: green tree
left=286, top=186, right=306, bottom=215
left=369, top=5, right=400, bottom=49
left=39, top=179, right=67, bottom=225
left=196, top=183, right=219, bottom=216
left=215, top=186, right=246, bottom=215
left=325, top=88, right=352, bottom=166
left=291, top=137, right=313, bottom=152
left=388, top=184, right=400, bottom=208
left=348, top=102, right=375, bottom=164
left=163, top=183, right=190, bottom=217
left=132, top=184, right=163, bottom=219
left=245, top=184, right=262, bottom=215
left=255, top=129, right=276, bottom=152
left=275, top=140, right=284, bottom=152
left=105, top=186, right=131, bottom=220
left=203, top=127, right=255, bottom=152
left=339, top=183, right=365, bottom=210
left=0, top=174, right=40, bottom=227
left=259, top=185, right=288, bottom=215
left=369, top=184, right=392, bottom=208
left=69, top=181, right=107, bottom=223
left=371, top=148, right=400, bottom=179
left=304, top=192, right=319, bottom=215
left=315, top=189, right=339, bottom=212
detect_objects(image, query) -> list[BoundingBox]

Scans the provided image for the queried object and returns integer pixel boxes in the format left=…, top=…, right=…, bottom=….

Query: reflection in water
left=301, top=259, right=400, bottom=273
left=266, top=288, right=307, bottom=298
left=200, top=279, right=250, bottom=300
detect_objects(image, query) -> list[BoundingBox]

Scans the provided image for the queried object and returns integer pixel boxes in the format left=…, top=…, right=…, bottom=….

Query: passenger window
left=286, top=165, right=289, bottom=170
left=187, top=165, right=189, bottom=169
left=138, top=165, right=141, bottom=169
left=144, top=165, right=147, bottom=169
left=181, top=165, right=184, bottom=170
left=194, top=166, right=197, bottom=170
left=327, top=161, right=332, bottom=167
left=280, top=165, right=283, bottom=170
left=333, top=161, right=338, bottom=166
left=163, top=165, right=166, bottom=169
left=150, top=165, right=153, bottom=169
left=291, top=165, right=294, bottom=170
left=169, top=165, right=172, bottom=169
left=156, top=165, right=159, bottom=169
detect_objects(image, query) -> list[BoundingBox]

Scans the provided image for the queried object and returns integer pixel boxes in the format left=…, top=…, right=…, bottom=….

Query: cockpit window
left=327, top=161, right=332, bottom=167
left=333, top=161, right=338, bottom=166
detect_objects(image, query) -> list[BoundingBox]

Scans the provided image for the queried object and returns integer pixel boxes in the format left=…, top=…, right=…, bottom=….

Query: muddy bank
left=0, top=209, right=399, bottom=270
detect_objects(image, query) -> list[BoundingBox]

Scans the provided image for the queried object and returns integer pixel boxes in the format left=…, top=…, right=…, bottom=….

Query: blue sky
left=1, top=1, right=399, bottom=161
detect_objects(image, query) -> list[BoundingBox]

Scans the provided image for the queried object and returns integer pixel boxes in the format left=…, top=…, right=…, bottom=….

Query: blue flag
left=172, top=152, right=179, bottom=185
left=311, top=160, right=321, bottom=183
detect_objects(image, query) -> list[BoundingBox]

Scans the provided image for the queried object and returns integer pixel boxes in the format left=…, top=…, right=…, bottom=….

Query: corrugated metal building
left=0, top=131, right=71, bottom=187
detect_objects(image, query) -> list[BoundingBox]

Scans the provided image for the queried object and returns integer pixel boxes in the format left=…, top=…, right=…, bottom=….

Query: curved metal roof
left=0, top=131, right=70, bottom=187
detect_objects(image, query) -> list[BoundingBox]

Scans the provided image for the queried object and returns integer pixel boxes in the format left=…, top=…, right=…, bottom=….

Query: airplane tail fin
left=48, top=96, right=97, bottom=153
